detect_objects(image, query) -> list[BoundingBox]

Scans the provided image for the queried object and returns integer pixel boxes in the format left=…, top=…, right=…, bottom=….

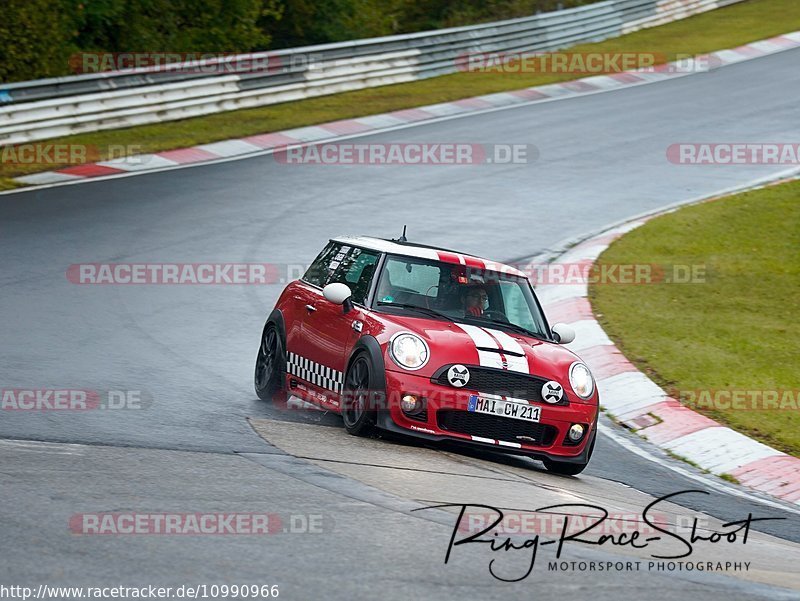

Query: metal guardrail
left=0, top=0, right=745, bottom=145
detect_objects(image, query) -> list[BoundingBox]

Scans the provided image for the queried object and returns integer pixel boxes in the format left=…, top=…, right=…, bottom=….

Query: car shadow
left=249, top=393, right=344, bottom=428
left=250, top=392, right=554, bottom=473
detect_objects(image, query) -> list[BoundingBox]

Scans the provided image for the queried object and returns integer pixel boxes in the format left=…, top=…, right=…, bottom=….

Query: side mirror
left=551, top=323, right=576, bottom=345
left=323, top=282, right=352, bottom=306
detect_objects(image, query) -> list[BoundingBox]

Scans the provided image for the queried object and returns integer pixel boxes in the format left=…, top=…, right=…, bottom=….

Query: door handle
left=305, top=304, right=317, bottom=312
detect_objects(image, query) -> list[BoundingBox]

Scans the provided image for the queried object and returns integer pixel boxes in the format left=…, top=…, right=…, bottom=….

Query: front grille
left=405, top=408, right=428, bottom=423
left=437, top=410, right=557, bottom=447
left=433, top=365, right=569, bottom=405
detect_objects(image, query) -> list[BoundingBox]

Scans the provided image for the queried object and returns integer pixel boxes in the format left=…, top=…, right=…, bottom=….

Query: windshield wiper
left=463, top=315, right=547, bottom=341
left=376, top=302, right=454, bottom=322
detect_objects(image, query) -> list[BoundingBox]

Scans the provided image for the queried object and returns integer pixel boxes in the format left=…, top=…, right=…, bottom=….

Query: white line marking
left=599, top=423, right=800, bottom=515
left=0, top=439, right=84, bottom=455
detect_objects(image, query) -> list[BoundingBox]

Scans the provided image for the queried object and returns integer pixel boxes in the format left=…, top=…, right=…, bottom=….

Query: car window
left=499, top=282, right=537, bottom=331
left=327, top=246, right=380, bottom=304
left=374, top=254, right=548, bottom=337
left=302, top=242, right=341, bottom=287
left=378, top=259, right=441, bottom=299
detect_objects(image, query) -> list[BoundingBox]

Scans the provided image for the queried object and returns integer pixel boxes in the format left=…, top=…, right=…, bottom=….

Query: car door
left=290, top=243, right=379, bottom=406
left=285, top=242, right=339, bottom=356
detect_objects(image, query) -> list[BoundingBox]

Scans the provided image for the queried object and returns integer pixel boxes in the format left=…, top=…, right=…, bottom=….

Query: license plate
left=467, top=395, right=541, bottom=422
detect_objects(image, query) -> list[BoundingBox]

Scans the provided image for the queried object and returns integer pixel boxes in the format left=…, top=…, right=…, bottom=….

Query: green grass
left=590, top=180, right=800, bottom=456
left=1, top=0, right=799, bottom=190
left=665, top=449, right=707, bottom=472
left=0, top=177, right=22, bottom=191
left=720, top=473, right=742, bottom=485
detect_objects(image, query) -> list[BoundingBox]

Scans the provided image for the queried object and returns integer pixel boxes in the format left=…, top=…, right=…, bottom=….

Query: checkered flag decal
left=287, top=352, right=344, bottom=393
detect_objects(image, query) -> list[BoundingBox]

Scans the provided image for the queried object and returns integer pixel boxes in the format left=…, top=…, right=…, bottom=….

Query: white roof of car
left=332, top=236, right=526, bottom=278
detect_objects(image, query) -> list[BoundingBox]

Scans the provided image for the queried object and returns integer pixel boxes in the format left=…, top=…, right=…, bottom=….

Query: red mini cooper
left=254, top=235, right=598, bottom=475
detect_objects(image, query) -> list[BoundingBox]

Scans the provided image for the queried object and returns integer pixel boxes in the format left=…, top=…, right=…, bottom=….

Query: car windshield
left=373, top=254, right=548, bottom=338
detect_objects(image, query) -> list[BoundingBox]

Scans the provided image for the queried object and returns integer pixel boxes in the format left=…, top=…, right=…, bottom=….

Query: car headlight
left=389, top=333, right=429, bottom=370
left=569, top=362, right=594, bottom=399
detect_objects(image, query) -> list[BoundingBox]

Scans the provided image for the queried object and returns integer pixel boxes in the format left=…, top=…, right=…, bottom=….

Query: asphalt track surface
left=1, top=48, right=799, bottom=599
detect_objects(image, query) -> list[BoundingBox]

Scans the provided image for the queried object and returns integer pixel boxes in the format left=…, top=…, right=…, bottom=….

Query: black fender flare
left=260, top=308, right=288, bottom=371
left=254, top=308, right=288, bottom=399
left=345, top=336, right=389, bottom=420
left=264, top=308, right=287, bottom=348
left=345, top=335, right=387, bottom=393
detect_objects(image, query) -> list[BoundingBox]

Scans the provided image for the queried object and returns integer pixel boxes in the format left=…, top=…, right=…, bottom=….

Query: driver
left=462, top=286, right=489, bottom=317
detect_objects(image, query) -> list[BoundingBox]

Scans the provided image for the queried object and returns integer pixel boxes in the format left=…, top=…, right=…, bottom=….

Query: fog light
left=568, top=424, right=586, bottom=442
left=401, top=395, right=419, bottom=413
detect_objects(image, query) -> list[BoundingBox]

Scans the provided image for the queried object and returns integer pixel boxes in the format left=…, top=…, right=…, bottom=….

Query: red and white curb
left=532, top=173, right=800, bottom=506
left=14, top=30, right=800, bottom=187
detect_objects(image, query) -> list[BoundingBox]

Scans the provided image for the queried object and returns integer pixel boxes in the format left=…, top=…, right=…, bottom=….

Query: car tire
left=341, top=353, right=377, bottom=437
left=254, top=323, right=285, bottom=401
left=542, top=431, right=595, bottom=476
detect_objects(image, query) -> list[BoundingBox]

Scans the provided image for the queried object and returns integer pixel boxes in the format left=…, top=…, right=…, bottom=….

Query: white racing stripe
left=477, top=350, right=507, bottom=370
left=485, top=328, right=525, bottom=355
left=457, top=323, right=495, bottom=348
left=495, top=352, right=529, bottom=373
left=456, top=323, right=531, bottom=374
left=483, top=328, right=530, bottom=373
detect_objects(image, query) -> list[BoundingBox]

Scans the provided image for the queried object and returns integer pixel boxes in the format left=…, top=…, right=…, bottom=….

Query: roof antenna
left=398, top=225, right=407, bottom=243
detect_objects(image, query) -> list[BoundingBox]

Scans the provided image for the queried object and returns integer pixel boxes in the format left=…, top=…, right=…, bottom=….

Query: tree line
left=0, top=0, right=595, bottom=83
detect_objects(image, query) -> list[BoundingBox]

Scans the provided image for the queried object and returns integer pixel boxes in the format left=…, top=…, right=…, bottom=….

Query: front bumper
left=377, top=369, right=599, bottom=463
